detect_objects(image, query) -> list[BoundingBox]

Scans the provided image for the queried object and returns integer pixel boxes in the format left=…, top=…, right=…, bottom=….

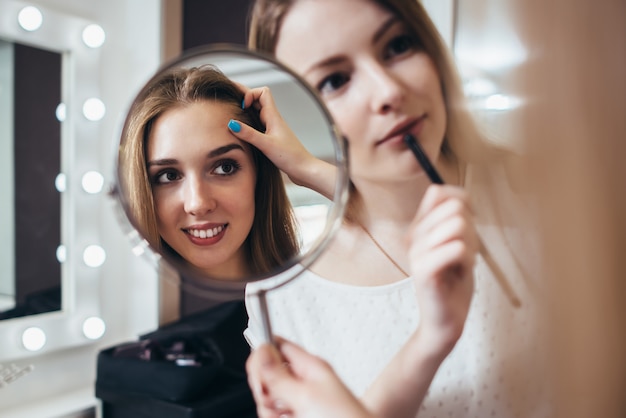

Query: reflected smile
left=182, top=224, right=227, bottom=241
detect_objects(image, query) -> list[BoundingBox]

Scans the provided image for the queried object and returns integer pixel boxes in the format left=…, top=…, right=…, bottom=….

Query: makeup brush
left=404, top=134, right=521, bottom=308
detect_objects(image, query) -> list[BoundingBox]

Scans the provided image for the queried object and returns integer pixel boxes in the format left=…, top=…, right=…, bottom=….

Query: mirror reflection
left=0, top=38, right=62, bottom=320
left=114, top=46, right=348, bottom=296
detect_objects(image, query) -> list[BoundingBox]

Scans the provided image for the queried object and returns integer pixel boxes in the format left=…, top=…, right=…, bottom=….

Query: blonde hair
left=119, top=65, right=300, bottom=276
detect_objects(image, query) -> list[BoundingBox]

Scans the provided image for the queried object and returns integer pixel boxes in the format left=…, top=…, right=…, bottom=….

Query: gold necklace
left=357, top=222, right=409, bottom=278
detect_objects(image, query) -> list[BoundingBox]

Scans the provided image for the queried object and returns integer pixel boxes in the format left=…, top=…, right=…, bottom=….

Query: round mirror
left=111, top=45, right=348, bottom=330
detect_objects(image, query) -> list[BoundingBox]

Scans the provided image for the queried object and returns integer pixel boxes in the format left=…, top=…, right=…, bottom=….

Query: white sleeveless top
left=246, top=271, right=420, bottom=395
left=246, top=253, right=551, bottom=417
left=245, top=167, right=553, bottom=417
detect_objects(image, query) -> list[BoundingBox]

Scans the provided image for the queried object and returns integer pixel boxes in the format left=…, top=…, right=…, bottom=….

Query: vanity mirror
left=0, top=38, right=62, bottom=321
left=112, top=45, right=349, bottom=343
left=0, top=0, right=108, bottom=361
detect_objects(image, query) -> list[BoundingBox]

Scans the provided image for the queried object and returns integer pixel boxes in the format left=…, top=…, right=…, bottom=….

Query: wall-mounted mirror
left=0, top=38, right=62, bottom=321
left=0, top=0, right=108, bottom=362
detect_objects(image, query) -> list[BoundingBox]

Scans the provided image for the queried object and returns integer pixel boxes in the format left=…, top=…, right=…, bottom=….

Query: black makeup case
left=95, top=300, right=257, bottom=418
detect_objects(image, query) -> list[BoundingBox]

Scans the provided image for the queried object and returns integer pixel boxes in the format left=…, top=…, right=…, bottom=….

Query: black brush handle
left=403, top=134, right=444, bottom=184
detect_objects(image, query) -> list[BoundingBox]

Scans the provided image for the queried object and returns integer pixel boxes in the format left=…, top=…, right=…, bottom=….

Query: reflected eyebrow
left=303, top=16, right=399, bottom=76
left=147, top=143, right=245, bottom=168
left=147, top=158, right=176, bottom=168
left=207, top=143, right=245, bottom=158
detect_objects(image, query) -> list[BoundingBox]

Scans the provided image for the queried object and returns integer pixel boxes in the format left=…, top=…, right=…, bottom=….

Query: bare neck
left=349, top=156, right=461, bottom=230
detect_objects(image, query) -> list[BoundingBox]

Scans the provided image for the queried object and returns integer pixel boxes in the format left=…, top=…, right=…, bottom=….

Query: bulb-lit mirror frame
left=0, top=0, right=107, bottom=361
left=111, top=44, right=350, bottom=300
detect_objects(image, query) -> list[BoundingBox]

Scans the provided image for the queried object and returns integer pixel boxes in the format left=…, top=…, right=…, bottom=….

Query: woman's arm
left=229, top=86, right=337, bottom=200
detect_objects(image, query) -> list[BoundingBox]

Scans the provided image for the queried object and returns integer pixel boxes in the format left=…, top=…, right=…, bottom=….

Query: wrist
left=410, top=325, right=460, bottom=365
left=294, top=158, right=336, bottom=199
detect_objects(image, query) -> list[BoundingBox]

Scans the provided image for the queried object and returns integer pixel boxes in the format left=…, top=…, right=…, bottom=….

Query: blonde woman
left=232, top=1, right=546, bottom=417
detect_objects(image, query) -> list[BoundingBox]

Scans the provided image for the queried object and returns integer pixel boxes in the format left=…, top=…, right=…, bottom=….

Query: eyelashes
left=212, top=159, right=242, bottom=176
left=314, top=32, right=421, bottom=96
left=150, top=158, right=243, bottom=186
left=385, top=34, right=420, bottom=58
left=151, top=169, right=180, bottom=185
left=317, top=72, right=350, bottom=95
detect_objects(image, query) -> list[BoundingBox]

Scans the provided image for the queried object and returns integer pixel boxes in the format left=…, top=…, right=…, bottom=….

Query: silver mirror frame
left=111, top=44, right=350, bottom=299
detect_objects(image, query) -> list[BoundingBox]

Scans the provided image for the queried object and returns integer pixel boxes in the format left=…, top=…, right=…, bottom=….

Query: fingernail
left=241, top=98, right=246, bottom=109
left=228, top=119, right=241, bottom=133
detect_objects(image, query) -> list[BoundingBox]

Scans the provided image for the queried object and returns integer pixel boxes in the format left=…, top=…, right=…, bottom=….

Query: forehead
left=147, top=100, right=243, bottom=156
left=275, top=0, right=394, bottom=70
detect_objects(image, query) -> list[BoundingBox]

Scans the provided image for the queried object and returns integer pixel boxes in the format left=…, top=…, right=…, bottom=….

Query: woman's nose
left=364, top=63, right=405, bottom=114
left=183, top=178, right=216, bottom=215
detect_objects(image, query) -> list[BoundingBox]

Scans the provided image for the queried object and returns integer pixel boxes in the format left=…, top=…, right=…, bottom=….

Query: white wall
left=453, top=0, right=527, bottom=149
left=0, top=1, right=163, bottom=416
left=421, top=0, right=455, bottom=48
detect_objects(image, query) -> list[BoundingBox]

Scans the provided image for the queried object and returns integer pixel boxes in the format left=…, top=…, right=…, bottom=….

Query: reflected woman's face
left=146, top=101, right=257, bottom=279
left=275, top=0, right=447, bottom=187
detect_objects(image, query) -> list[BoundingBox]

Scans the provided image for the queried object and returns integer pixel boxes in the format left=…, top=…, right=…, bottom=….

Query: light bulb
left=484, top=94, right=521, bottom=111
left=82, top=24, right=106, bottom=48
left=81, top=171, right=104, bottom=194
left=82, top=317, right=106, bottom=340
left=22, top=327, right=46, bottom=351
left=83, top=245, right=106, bottom=267
left=55, top=103, right=66, bottom=122
left=18, top=6, right=43, bottom=32
left=56, top=245, right=67, bottom=263
left=55, top=173, right=66, bottom=192
left=82, top=98, right=106, bottom=121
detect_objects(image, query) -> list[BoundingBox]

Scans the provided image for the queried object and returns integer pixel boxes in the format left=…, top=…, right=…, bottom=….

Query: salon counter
left=0, top=387, right=95, bottom=418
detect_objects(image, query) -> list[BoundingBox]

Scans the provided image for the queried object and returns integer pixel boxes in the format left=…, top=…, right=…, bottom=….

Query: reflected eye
left=213, top=159, right=242, bottom=176
left=317, top=72, right=350, bottom=95
left=152, top=169, right=181, bottom=185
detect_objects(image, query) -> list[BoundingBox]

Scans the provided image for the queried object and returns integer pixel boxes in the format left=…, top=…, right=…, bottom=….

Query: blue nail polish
left=228, top=119, right=241, bottom=133
left=241, top=98, right=245, bottom=109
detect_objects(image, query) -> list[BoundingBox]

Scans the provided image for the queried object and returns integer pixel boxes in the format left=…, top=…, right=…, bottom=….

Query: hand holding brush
left=404, top=134, right=521, bottom=308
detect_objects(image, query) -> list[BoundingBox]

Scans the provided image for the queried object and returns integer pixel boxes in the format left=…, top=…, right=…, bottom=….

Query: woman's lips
left=183, top=224, right=227, bottom=246
left=376, top=117, right=425, bottom=147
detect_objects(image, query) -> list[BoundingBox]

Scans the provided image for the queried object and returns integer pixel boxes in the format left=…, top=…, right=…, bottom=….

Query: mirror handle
left=257, top=289, right=275, bottom=346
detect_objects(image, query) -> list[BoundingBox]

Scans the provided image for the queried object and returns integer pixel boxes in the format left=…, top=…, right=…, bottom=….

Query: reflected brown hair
left=119, top=65, right=300, bottom=276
